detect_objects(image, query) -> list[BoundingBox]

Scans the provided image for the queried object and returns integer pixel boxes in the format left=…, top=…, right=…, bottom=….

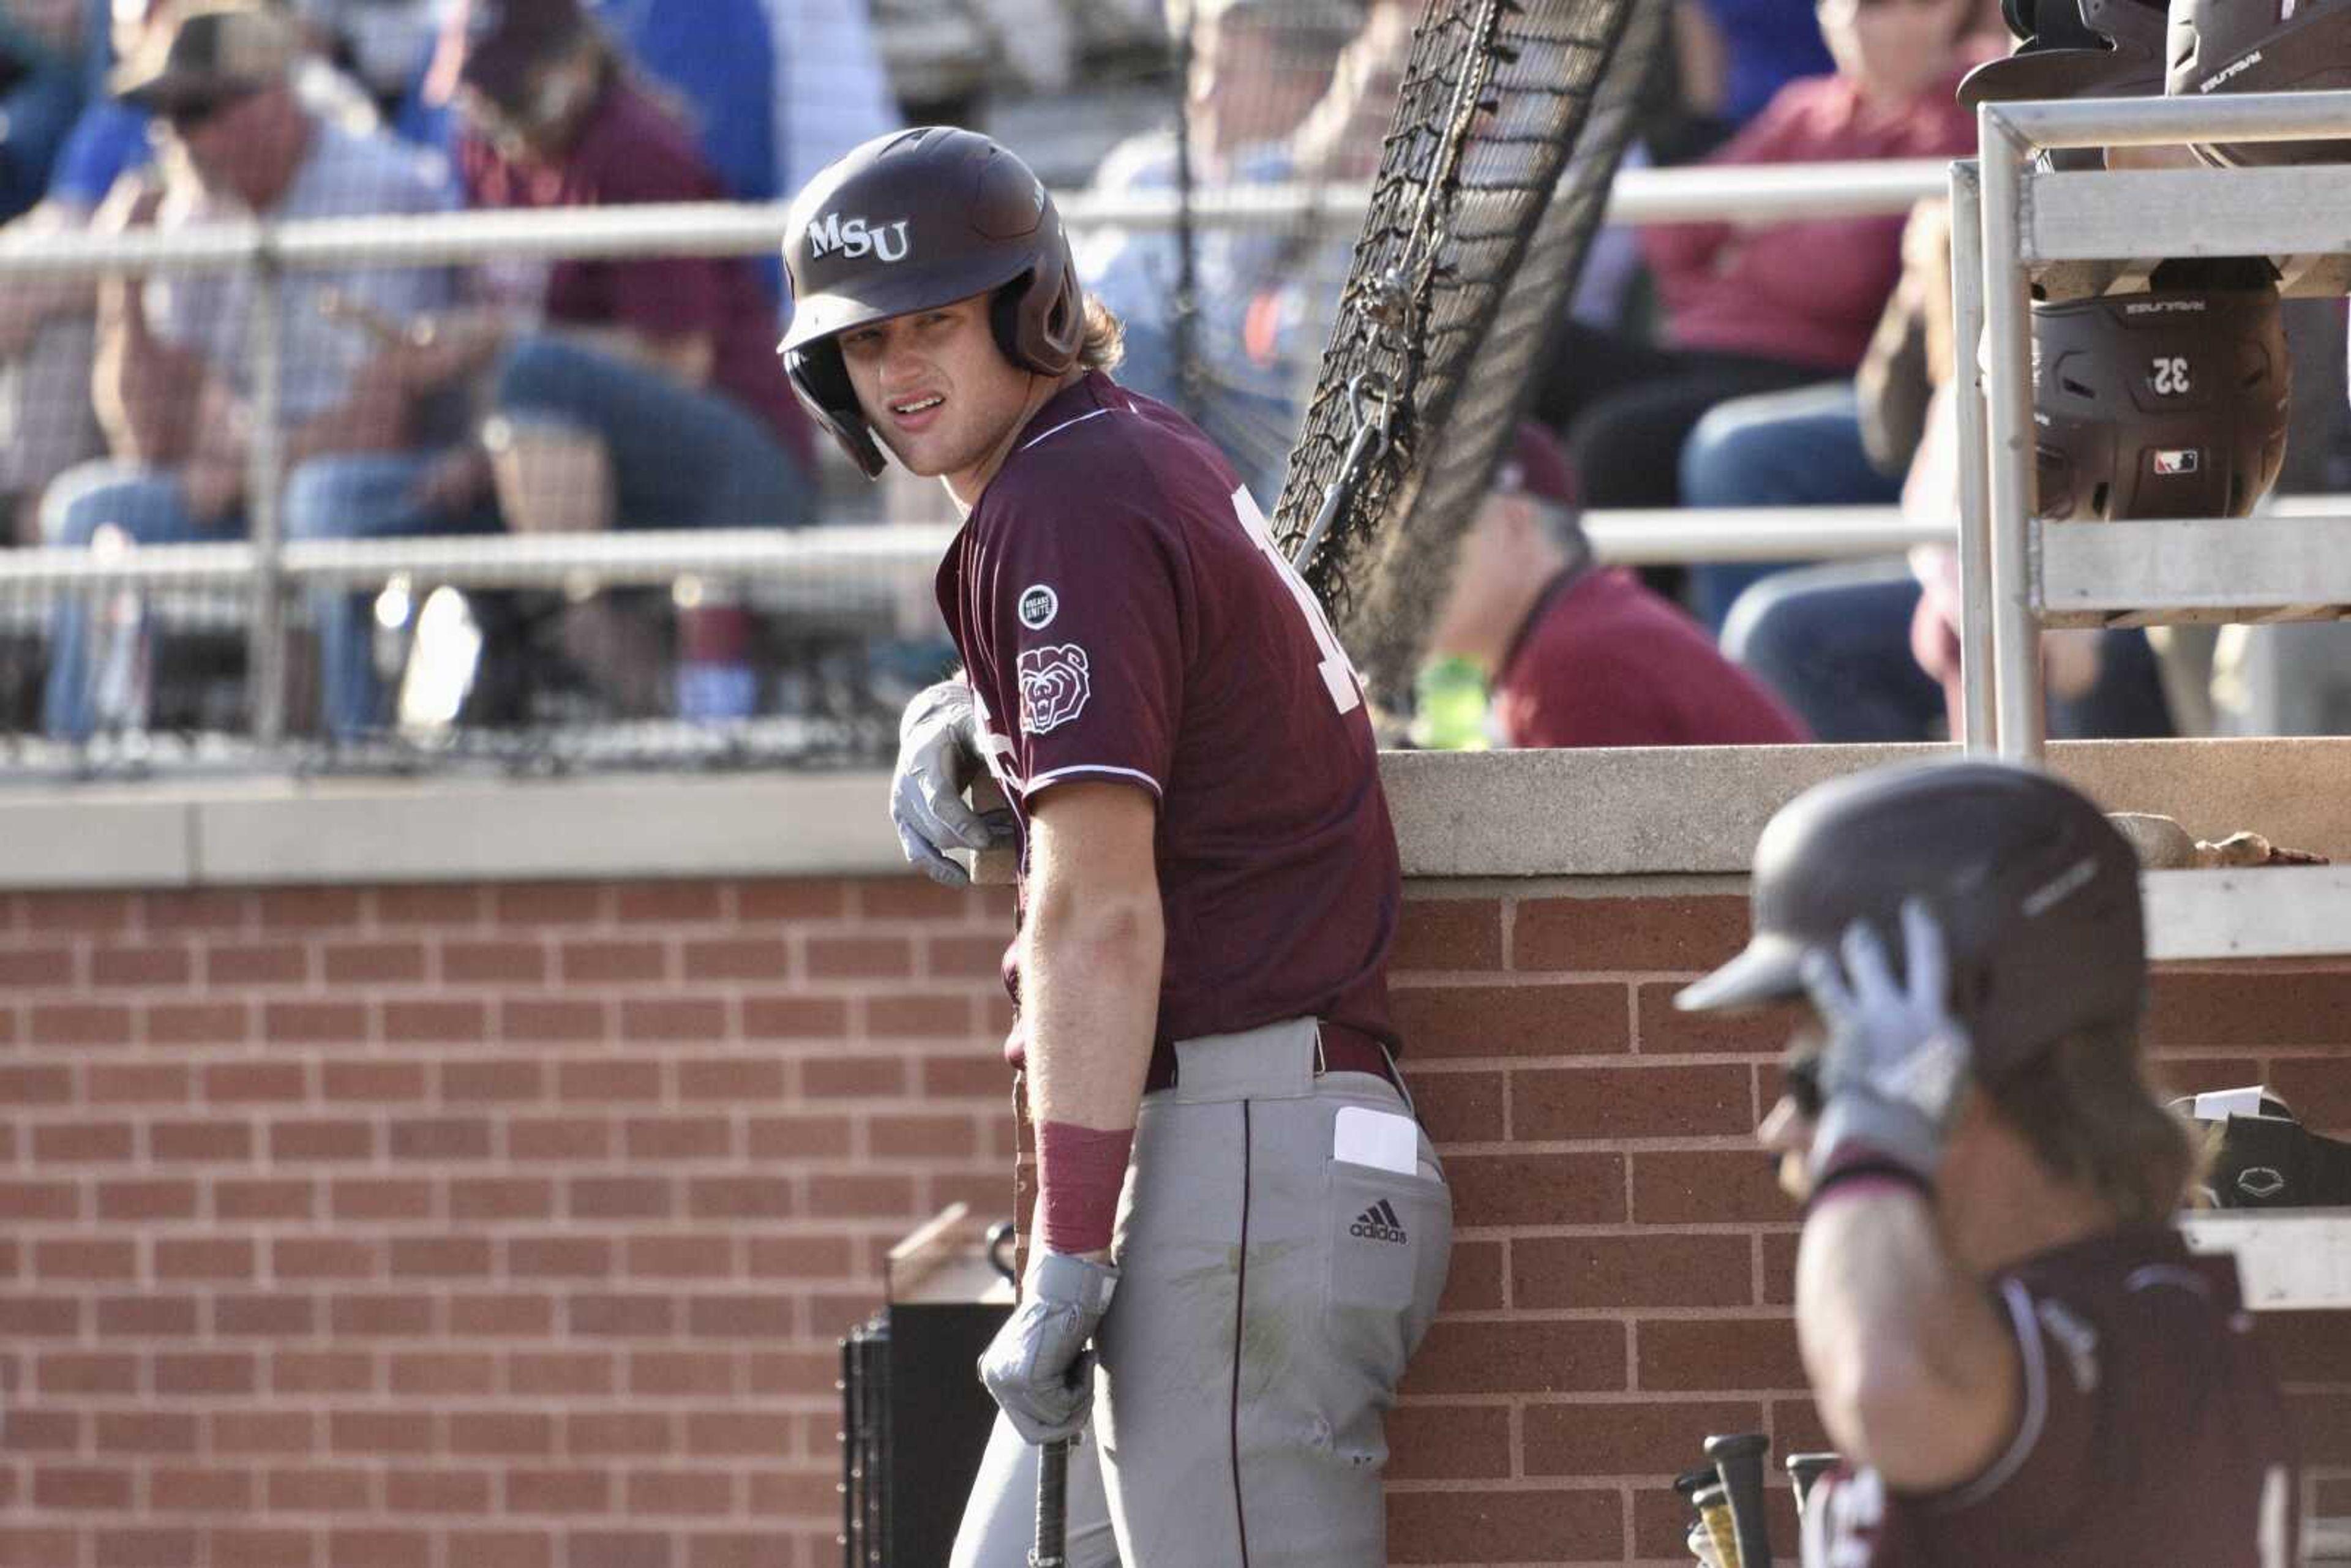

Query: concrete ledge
left=0, top=737, right=2340, bottom=888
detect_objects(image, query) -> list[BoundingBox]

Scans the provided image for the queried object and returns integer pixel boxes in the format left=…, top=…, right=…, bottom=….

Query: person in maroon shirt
left=781, top=127, right=1449, bottom=1567
left=1682, top=759, right=2300, bottom=1568
left=1425, top=422, right=1808, bottom=747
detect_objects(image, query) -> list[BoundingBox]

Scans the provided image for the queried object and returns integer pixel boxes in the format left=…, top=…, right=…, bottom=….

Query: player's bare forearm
left=1022, top=782, right=1163, bottom=1260
left=1797, top=1190, right=2020, bottom=1492
left=92, top=283, right=204, bottom=464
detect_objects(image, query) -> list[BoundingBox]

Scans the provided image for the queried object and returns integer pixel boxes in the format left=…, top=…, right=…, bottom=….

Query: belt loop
left=1313, top=1023, right=1327, bottom=1078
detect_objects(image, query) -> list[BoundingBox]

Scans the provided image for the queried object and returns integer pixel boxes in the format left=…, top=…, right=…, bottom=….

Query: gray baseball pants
left=950, top=1018, right=1453, bottom=1567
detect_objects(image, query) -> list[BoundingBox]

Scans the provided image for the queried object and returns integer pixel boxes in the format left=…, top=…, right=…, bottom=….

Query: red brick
left=1394, top=898, right=1507, bottom=972
left=149, top=1466, right=253, bottom=1511
left=21, top=891, right=134, bottom=932
left=158, top=1352, right=258, bottom=1397
left=926, top=934, right=1004, bottom=978
left=27, top=1002, right=133, bottom=1046
left=451, top=1292, right=555, bottom=1337
left=735, top=880, right=847, bottom=920
left=1390, top=982, right=1631, bottom=1059
left=501, top=999, right=609, bottom=1043
left=1637, top=1315, right=1806, bottom=1391
left=98, top=1179, right=197, bottom=1221
left=95, top=1411, right=197, bottom=1454
left=744, top=1235, right=855, bottom=1280
left=688, top=1176, right=797, bottom=1219
left=620, top=997, right=729, bottom=1041
left=386, top=1469, right=491, bottom=1514
left=868, top=1114, right=978, bottom=1159
left=2266, top=1055, right=2351, bottom=1133
left=1445, top=1152, right=1624, bottom=1226
left=1524, top=1395, right=1765, bottom=1477
left=330, top=1410, right=435, bottom=1455
left=681, top=937, right=789, bottom=981
left=677, top=1057, right=787, bottom=1100
left=921, top=1052, right=1009, bottom=1098
left=558, top=1060, right=663, bottom=1103
left=268, top=1119, right=376, bottom=1161
left=204, top=1532, right=310, bottom=1568
left=1763, top=1229, right=1801, bottom=1305
left=506, top=1468, right=612, bottom=1513
left=263, top=1000, right=368, bottom=1044
left=257, top=888, right=364, bottom=930
left=617, top=882, right=727, bottom=923
left=203, top=1061, right=307, bottom=1103
left=493, top=885, right=608, bottom=925
left=324, top=1529, right=430, bottom=1568
left=87, top=1062, right=192, bottom=1104
left=509, top=1352, right=615, bottom=1397
left=685, top=1295, right=795, bottom=1338
left=211, top=1411, right=317, bottom=1453
left=866, top=992, right=972, bottom=1037
left=1636, top=981, right=1801, bottom=1056
left=203, top=942, right=310, bottom=986
left=856, top=876, right=973, bottom=920
left=570, top=1295, right=677, bottom=1338
left=381, top=999, right=489, bottom=1043
left=324, top=940, right=427, bottom=985
left=274, top=1238, right=380, bottom=1281
left=1411, top=1070, right=1504, bottom=1144
left=566, top=1412, right=672, bottom=1458
left=217, top=1295, right=316, bottom=1337
left=32, top=1239, right=137, bottom=1280
left=630, top=1352, right=739, bottom=1397
left=686, top=1534, right=794, bottom=1568
left=748, top=1114, right=853, bottom=1160
left=806, top=934, right=911, bottom=978
left=741, top=994, right=850, bottom=1039
left=32, top=1120, right=134, bottom=1162
left=512, top=1117, right=613, bottom=1161
left=443, top=939, right=550, bottom=985
left=449, top=1412, right=557, bottom=1456
left=1632, top=1150, right=1798, bottom=1225
left=441, top=1057, right=546, bottom=1101
left=559, top=939, right=664, bottom=984
left=569, top=1177, right=675, bottom=1220
left=682, top=1412, right=792, bottom=1455
left=508, top=1237, right=612, bottom=1278
left=1513, top=893, right=1750, bottom=972
left=0, top=1182, right=83, bottom=1225
left=1386, top=1402, right=1512, bottom=1480
left=141, top=1001, right=251, bottom=1048
left=1514, top=1063, right=1754, bottom=1141
left=1437, top=1239, right=1504, bottom=1313
left=321, top=1059, right=429, bottom=1103
left=389, top=1352, right=495, bottom=1395
left=617, top=1117, right=730, bottom=1161
left=1386, top=1485, right=1623, bottom=1564
left=1404, top=1319, right=1627, bottom=1395
left=37, top=1353, right=137, bottom=1395
left=389, top=1116, right=492, bottom=1161
left=155, top=1238, right=255, bottom=1280
left=390, top=1236, right=492, bottom=1278
left=369, top=886, right=483, bottom=926
left=0, top=1531, right=79, bottom=1568
left=800, top=1054, right=907, bottom=1098
left=33, top=1466, right=133, bottom=1509
left=2148, top=971, right=2351, bottom=1048
left=331, top=1294, right=434, bottom=1337
left=626, top=1469, right=732, bottom=1516
left=0, top=1064, right=70, bottom=1103
left=2, top=1409, right=81, bottom=1446
left=89, top=943, right=191, bottom=987
left=331, top=1179, right=435, bottom=1223
left=451, top=1179, right=555, bottom=1222
left=141, top=888, right=253, bottom=931
left=216, top=1179, right=315, bottom=1222
left=445, top=1533, right=553, bottom=1568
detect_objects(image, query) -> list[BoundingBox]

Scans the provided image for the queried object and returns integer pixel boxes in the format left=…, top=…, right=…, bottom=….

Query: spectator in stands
left=0, top=0, right=90, bottom=219
left=1531, top=0, right=1982, bottom=512
left=865, top=0, right=1074, bottom=128
left=1422, top=422, right=1809, bottom=748
left=1663, top=0, right=1835, bottom=156
left=763, top=0, right=900, bottom=201
left=37, top=0, right=459, bottom=740
left=290, top=0, right=817, bottom=733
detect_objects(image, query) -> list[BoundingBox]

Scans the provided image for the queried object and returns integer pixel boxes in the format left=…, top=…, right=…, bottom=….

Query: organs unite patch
left=1018, top=584, right=1059, bottom=630
left=1018, top=645, right=1090, bottom=733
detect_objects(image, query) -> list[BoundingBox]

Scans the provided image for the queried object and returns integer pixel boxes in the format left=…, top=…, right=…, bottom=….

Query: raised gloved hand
left=977, top=1251, right=1118, bottom=1445
left=891, top=680, right=1016, bottom=887
left=1799, top=898, right=1974, bottom=1187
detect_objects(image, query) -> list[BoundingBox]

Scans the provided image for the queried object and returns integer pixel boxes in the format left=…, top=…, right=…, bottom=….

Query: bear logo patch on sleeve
left=1018, top=645, right=1091, bottom=734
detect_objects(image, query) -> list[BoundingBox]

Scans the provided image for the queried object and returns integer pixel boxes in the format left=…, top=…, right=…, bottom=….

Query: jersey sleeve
left=977, top=497, right=1189, bottom=803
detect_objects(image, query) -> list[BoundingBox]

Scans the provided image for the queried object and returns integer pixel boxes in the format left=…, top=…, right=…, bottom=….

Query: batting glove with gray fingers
left=891, top=680, right=1016, bottom=888
left=1799, top=898, right=1973, bottom=1187
left=978, top=1251, right=1117, bottom=1445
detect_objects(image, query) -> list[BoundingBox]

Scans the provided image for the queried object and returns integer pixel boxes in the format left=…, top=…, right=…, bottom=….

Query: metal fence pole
left=1948, top=158, right=1996, bottom=755
left=244, top=250, right=289, bottom=747
left=1977, top=108, right=2045, bottom=760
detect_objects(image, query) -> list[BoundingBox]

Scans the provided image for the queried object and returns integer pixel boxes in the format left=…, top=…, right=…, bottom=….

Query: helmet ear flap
left=785, top=340, right=886, bottom=479
left=992, top=249, right=1084, bottom=374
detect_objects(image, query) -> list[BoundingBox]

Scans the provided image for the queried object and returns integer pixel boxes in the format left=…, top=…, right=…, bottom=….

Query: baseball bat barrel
left=1705, top=1431, right=1773, bottom=1568
left=1693, top=1482, right=1741, bottom=1568
left=1785, top=1453, right=1839, bottom=1518
left=1029, top=1438, right=1070, bottom=1568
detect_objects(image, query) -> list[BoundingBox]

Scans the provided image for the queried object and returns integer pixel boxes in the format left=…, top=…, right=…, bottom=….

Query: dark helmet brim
left=1673, top=930, right=1807, bottom=1015
left=1957, top=46, right=2156, bottom=109
left=778, top=247, right=1036, bottom=357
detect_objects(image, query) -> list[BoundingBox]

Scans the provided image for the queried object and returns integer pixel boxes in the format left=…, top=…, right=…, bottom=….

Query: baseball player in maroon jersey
left=1680, top=759, right=2300, bottom=1567
left=779, top=127, right=1451, bottom=1567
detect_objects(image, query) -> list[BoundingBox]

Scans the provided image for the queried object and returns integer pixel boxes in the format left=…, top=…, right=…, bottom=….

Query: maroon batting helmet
left=779, top=127, right=1085, bottom=478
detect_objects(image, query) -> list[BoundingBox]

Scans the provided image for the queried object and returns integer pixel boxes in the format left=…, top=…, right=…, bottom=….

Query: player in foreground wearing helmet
left=780, top=127, right=1449, bottom=1566
left=1681, top=759, right=2300, bottom=1566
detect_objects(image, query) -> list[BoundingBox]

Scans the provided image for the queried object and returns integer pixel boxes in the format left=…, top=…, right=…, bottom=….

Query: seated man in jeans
left=40, top=0, right=459, bottom=740
left=286, top=0, right=819, bottom=735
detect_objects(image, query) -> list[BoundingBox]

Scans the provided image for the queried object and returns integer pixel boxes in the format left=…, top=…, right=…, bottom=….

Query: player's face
left=836, top=293, right=1040, bottom=505
left=1757, top=1048, right=1823, bottom=1203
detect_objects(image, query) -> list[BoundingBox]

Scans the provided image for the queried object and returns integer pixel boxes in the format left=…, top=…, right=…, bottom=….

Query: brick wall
left=0, top=877, right=2342, bottom=1568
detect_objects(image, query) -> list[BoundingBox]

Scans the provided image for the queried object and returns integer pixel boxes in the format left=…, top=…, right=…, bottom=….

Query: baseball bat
left=1705, top=1431, right=1773, bottom=1568
left=1693, top=1482, right=1741, bottom=1568
left=1029, top=1437, right=1070, bottom=1568
left=1785, top=1453, right=1838, bottom=1518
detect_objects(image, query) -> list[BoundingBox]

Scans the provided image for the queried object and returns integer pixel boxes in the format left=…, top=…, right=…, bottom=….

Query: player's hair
left=1076, top=294, right=1125, bottom=372
left=1984, top=1029, right=2197, bottom=1226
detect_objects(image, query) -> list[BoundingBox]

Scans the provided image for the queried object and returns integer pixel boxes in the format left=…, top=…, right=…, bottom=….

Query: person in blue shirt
left=0, top=0, right=91, bottom=219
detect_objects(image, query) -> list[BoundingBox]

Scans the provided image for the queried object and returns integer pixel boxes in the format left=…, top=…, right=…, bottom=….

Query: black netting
left=1271, top=0, right=1662, bottom=713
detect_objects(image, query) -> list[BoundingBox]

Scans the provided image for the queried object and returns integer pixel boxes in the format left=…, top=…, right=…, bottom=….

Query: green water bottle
left=1411, top=656, right=1490, bottom=751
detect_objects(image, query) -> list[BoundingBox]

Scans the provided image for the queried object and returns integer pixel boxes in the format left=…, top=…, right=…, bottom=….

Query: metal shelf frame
left=1955, top=88, right=2351, bottom=761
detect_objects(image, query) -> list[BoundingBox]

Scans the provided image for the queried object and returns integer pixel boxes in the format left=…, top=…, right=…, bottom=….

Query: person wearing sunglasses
left=1686, top=759, right=2298, bottom=1567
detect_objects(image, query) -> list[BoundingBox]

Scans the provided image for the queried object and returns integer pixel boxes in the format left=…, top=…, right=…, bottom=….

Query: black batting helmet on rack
left=779, top=126, right=1085, bottom=478
left=2031, top=261, right=2289, bottom=522
left=2167, top=0, right=2351, bottom=166
left=1962, top=1, right=2167, bottom=171
left=1676, top=759, right=2146, bottom=1081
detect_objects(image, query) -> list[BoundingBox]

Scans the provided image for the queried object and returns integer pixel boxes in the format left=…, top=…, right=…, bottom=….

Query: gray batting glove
left=977, top=1251, right=1117, bottom=1446
left=1799, top=898, right=1973, bottom=1186
left=891, top=680, right=1016, bottom=888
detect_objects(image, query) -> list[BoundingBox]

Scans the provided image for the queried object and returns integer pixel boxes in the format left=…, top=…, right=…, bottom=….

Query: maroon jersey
left=936, top=372, right=1400, bottom=1063
left=1802, top=1228, right=2300, bottom=1568
left=1494, top=568, right=1807, bottom=748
